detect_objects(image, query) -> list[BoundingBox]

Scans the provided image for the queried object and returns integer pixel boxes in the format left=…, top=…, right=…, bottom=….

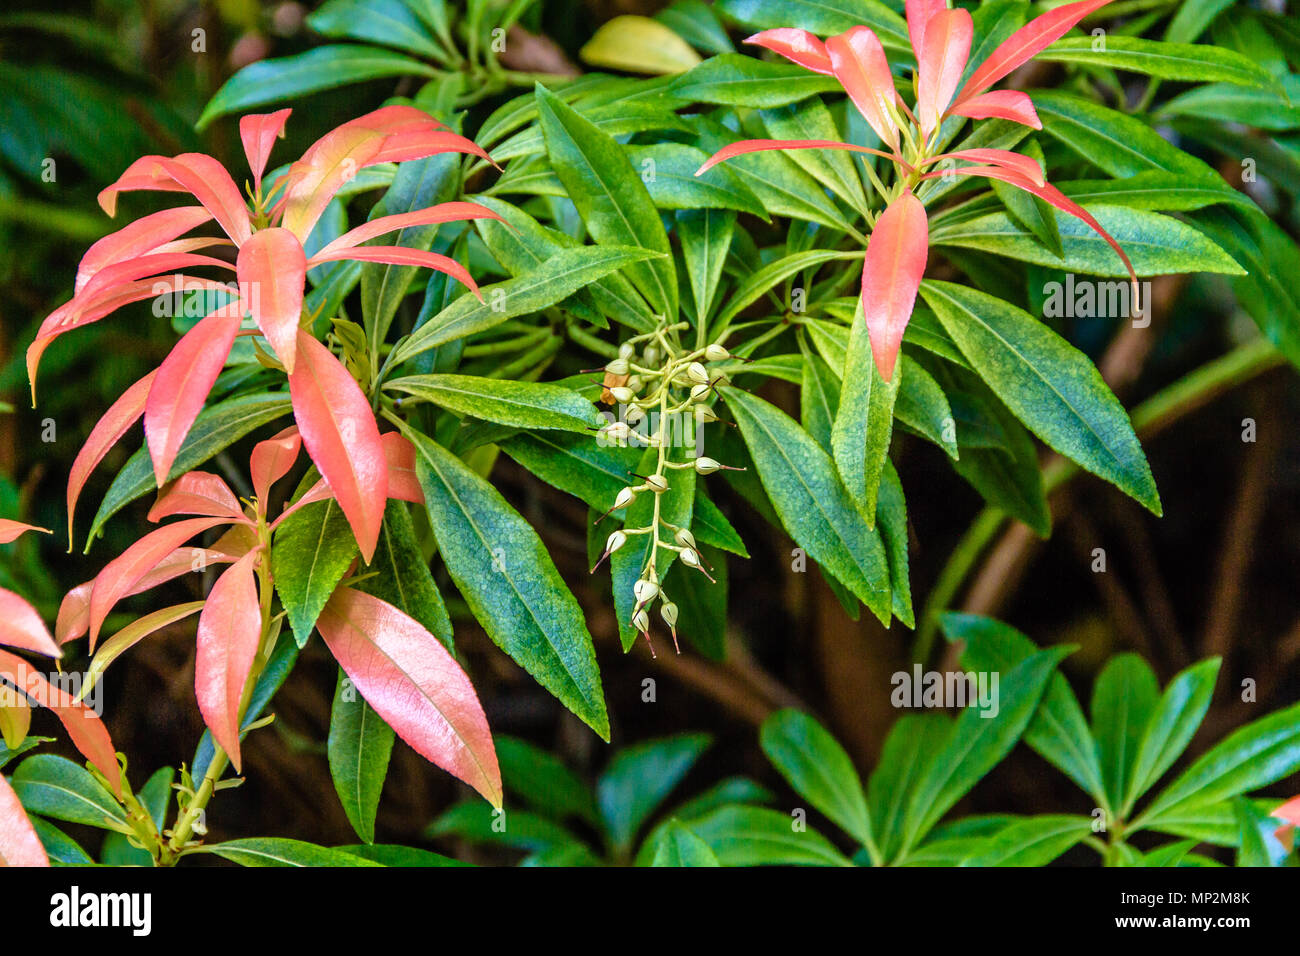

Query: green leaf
left=725, top=387, right=891, bottom=624
left=867, top=714, right=951, bottom=863
left=691, top=487, right=748, bottom=558
left=662, top=543, right=728, bottom=659
left=272, top=474, right=359, bottom=648
left=491, top=102, right=689, bottom=164
left=408, top=428, right=609, bottom=738
left=87, top=394, right=290, bottom=545
left=10, top=754, right=129, bottom=832
left=921, top=280, right=1161, bottom=515
left=649, top=819, right=721, bottom=866
left=1038, top=37, right=1279, bottom=87
left=932, top=206, right=1245, bottom=277
left=626, top=143, right=766, bottom=218
left=666, top=54, right=840, bottom=107
left=714, top=249, right=860, bottom=331
left=30, top=818, right=93, bottom=865
left=307, top=0, right=448, bottom=59
left=336, top=843, right=469, bottom=866
left=1234, top=799, right=1291, bottom=867
left=1053, top=172, right=1255, bottom=213
left=676, top=207, right=735, bottom=325
left=392, top=245, right=659, bottom=365
left=499, top=431, right=639, bottom=511
left=877, top=461, right=913, bottom=628
left=990, top=139, right=1061, bottom=258
left=207, top=838, right=384, bottom=867
left=1141, top=839, right=1198, bottom=867
left=900, top=647, right=1071, bottom=854
left=100, top=766, right=173, bottom=865
left=362, top=501, right=454, bottom=648
left=328, top=668, right=396, bottom=845
left=198, top=46, right=439, bottom=129
left=428, top=800, right=585, bottom=852
left=1160, top=77, right=1300, bottom=130
left=958, top=814, right=1093, bottom=867
left=714, top=0, right=910, bottom=54
left=386, top=374, right=598, bottom=432
left=685, top=805, right=854, bottom=866
left=536, top=85, right=676, bottom=319
left=495, top=735, right=600, bottom=826
left=760, top=709, right=872, bottom=848
left=894, top=354, right=957, bottom=459
left=941, top=613, right=1105, bottom=805
left=762, top=98, right=870, bottom=216
left=800, top=336, right=841, bottom=453
left=597, top=734, right=711, bottom=853
left=656, top=0, right=735, bottom=55
left=1124, top=658, right=1220, bottom=815
left=831, top=314, right=898, bottom=522
left=1137, top=700, right=1300, bottom=825
left=1091, top=654, right=1161, bottom=814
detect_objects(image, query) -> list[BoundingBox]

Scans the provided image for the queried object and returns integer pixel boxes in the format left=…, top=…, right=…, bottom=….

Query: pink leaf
left=315, top=202, right=503, bottom=258
left=76, top=206, right=215, bottom=294
left=916, top=8, right=973, bottom=138
left=66, top=370, right=156, bottom=546
left=696, top=138, right=901, bottom=176
left=195, top=549, right=263, bottom=772
left=0, top=648, right=121, bottom=795
left=906, top=0, right=949, bottom=62
left=87, top=516, right=230, bottom=648
left=144, top=309, right=242, bottom=487
left=97, top=156, right=191, bottom=217
left=249, top=427, right=302, bottom=505
left=930, top=147, right=1046, bottom=185
left=239, top=108, right=292, bottom=191
left=1271, top=794, right=1300, bottom=847
left=154, top=154, right=254, bottom=245
left=745, top=29, right=833, bottom=74
left=147, top=471, right=246, bottom=523
left=862, top=192, right=929, bottom=381
left=947, top=89, right=1042, bottom=128
left=0, top=774, right=49, bottom=866
left=236, top=227, right=307, bottom=373
left=305, top=246, right=481, bottom=300
left=370, top=128, right=494, bottom=166
left=318, top=586, right=502, bottom=807
left=0, top=587, right=60, bottom=658
left=826, top=27, right=901, bottom=152
left=280, top=130, right=389, bottom=241
left=956, top=0, right=1114, bottom=104
left=383, top=432, right=424, bottom=504
left=0, top=520, right=49, bottom=545
left=287, top=331, right=387, bottom=562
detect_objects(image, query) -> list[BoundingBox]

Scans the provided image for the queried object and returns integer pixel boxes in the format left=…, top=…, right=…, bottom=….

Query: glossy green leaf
left=685, top=804, right=853, bottom=866
left=495, top=735, right=600, bottom=826
left=626, top=143, right=766, bottom=218
left=328, top=668, right=396, bottom=845
left=1039, top=37, right=1278, bottom=87
left=307, top=0, right=447, bottom=59
left=760, top=709, right=872, bottom=848
left=877, top=460, right=913, bottom=628
left=894, top=354, right=957, bottom=459
left=1091, top=654, right=1162, bottom=815
left=272, top=474, right=359, bottom=648
left=1124, top=658, right=1220, bottom=814
left=959, top=814, right=1092, bottom=867
left=714, top=0, right=910, bottom=54
left=649, top=819, right=721, bottom=866
left=867, top=713, right=949, bottom=862
left=10, top=754, right=129, bottom=832
left=100, top=766, right=173, bottom=865
left=666, top=54, right=840, bottom=107
left=207, top=837, right=383, bottom=866
left=597, top=734, right=711, bottom=853
left=831, top=315, right=898, bottom=522
left=677, top=207, right=736, bottom=325
left=762, top=98, right=870, bottom=216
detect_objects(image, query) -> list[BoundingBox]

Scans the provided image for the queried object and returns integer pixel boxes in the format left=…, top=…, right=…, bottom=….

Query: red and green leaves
left=195, top=550, right=263, bottom=772
left=862, top=193, right=929, bottom=381
left=288, top=331, right=388, bottom=563
left=317, top=586, right=502, bottom=807
left=0, top=774, right=48, bottom=866
left=0, top=522, right=60, bottom=658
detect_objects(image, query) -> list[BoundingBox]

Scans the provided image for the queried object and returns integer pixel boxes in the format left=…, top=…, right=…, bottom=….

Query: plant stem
left=912, top=337, right=1286, bottom=664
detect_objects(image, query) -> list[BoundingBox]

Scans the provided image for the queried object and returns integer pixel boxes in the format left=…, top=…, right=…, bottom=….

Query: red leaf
left=249, top=427, right=302, bottom=505
left=956, top=0, right=1114, bottom=104
left=148, top=472, right=246, bottom=523
left=862, top=192, right=929, bottom=381
left=826, top=27, right=901, bottom=152
left=195, top=549, right=263, bottom=773
left=371, top=128, right=494, bottom=166
left=287, top=331, right=387, bottom=562
left=236, top=227, right=308, bottom=373
left=315, top=202, right=503, bottom=258
left=696, top=138, right=901, bottom=176
left=87, top=516, right=230, bottom=648
left=0, top=774, right=48, bottom=866
left=947, top=89, right=1042, bottom=128
left=0, top=647, right=121, bottom=796
left=1272, top=794, right=1300, bottom=847
left=318, top=586, right=502, bottom=807
left=76, top=206, right=214, bottom=294
left=0, top=520, right=49, bottom=545
left=905, top=0, right=949, bottom=62
left=97, top=155, right=191, bottom=217
left=66, top=370, right=156, bottom=546
left=155, top=154, right=254, bottom=245
left=745, top=29, right=833, bottom=75
left=916, top=8, right=973, bottom=138
left=930, top=147, right=1045, bottom=185
left=306, top=246, right=481, bottom=300
left=0, top=587, right=60, bottom=658
left=239, top=108, right=292, bottom=190
left=280, top=129, right=389, bottom=241
left=144, top=310, right=241, bottom=487
left=383, top=432, right=424, bottom=504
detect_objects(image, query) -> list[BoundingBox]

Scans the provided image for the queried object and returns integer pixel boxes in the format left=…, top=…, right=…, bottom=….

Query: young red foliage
left=0, top=774, right=48, bottom=866
left=194, top=549, right=263, bottom=772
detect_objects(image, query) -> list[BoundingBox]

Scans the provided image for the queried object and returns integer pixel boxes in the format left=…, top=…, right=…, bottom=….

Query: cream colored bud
left=614, top=486, right=637, bottom=509
left=687, top=362, right=709, bottom=384
left=691, top=383, right=711, bottom=402
left=627, top=375, right=644, bottom=391
left=602, top=421, right=631, bottom=441
left=695, top=405, right=719, bottom=423
left=680, top=547, right=702, bottom=568
left=645, top=474, right=668, bottom=493
left=705, top=344, right=730, bottom=362
left=605, top=531, right=627, bottom=554
left=619, top=342, right=635, bottom=361
left=660, top=602, right=679, bottom=628
left=605, top=358, right=630, bottom=376
left=625, top=405, right=646, bottom=425
left=694, top=457, right=721, bottom=475
left=634, top=579, right=659, bottom=603
left=610, top=386, right=636, bottom=404
left=644, top=346, right=659, bottom=366
left=633, top=608, right=651, bottom=633
left=674, top=527, right=696, bottom=548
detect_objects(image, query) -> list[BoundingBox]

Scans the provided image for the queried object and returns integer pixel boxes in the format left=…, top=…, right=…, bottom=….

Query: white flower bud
left=680, top=547, right=702, bottom=568
left=660, top=602, right=679, bottom=628
left=705, top=344, right=730, bottom=362
left=605, top=358, right=630, bottom=376
left=605, top=530, right=627, bottom=555
left=695, top=405, right=719, bottom=423
left=645, top=474, right=668, bottom=493
left=694, top=457, right=721, bottom=475
left=644, top=346, right=659, bottom=366
left=627, top=375, right=644, bottom=391
left=687, top=362, right=709, bottom=384
left=634, top=579, right=659, bottom=603
left=625, top=405, right=646, bottom=425
left=610, top=386, right=636, bottom=404
left=619, top=342, right=635, bottom=361
left=674, top=527, right=696, bottom=548
left=614, top=486, right=637, bottom=509
left=690, top=383, right=711, bottom=402
left=632, top=608, right=650, bottom=633
left=602, top=421, right=631, bottom=441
